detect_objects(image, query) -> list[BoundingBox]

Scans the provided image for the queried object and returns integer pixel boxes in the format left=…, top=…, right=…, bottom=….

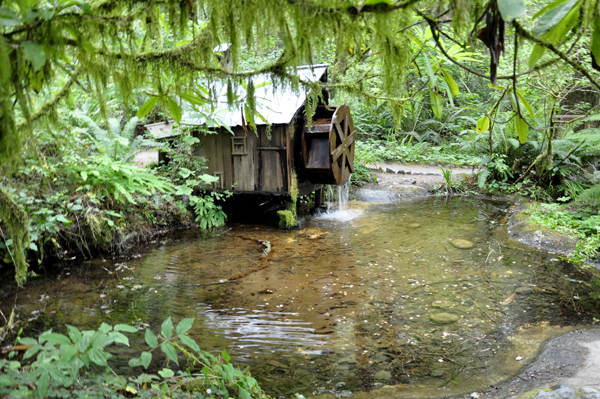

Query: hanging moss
left=0, top=187, right=30, bottom=287
left=278, top=171, right=299, bottom=228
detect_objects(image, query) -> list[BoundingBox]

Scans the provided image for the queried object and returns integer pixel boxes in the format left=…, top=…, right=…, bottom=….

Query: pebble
left=448, top=239, right=474, bottom=249
left=407, top=223, right=421, bottom=228
left=430, top=313, right=459, bottom=324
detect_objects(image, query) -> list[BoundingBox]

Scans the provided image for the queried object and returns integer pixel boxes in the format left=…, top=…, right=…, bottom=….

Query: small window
left=231, top=136, right=247, bottom=155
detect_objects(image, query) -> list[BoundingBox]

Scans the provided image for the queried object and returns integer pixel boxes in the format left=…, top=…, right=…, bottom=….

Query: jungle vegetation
left=0, top=0, right=599, bottom=397
left=0, top=0, right=598, bottom=283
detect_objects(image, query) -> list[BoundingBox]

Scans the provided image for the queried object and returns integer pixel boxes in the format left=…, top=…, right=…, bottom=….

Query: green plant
left=73, top=156, right=176, bottom=204
left=75, top=115, right=166, bottom=163
left=0, top=318, right=268, bottom=398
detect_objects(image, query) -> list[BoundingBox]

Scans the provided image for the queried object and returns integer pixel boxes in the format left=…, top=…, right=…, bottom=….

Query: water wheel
left=302, top=105, right=356, bottom=185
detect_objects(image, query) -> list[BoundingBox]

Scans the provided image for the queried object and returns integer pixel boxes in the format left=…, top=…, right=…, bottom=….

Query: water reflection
left=7, top=197, right=600, bottom=398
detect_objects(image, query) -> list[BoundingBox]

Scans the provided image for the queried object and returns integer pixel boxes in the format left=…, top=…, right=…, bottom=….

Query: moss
left=0, top=187, right=31, bottom=287
left=278, top=171, right=299, bottom=228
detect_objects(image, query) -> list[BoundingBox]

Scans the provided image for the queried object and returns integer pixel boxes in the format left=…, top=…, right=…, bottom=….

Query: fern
left=577, top=183, right=600, bottom=202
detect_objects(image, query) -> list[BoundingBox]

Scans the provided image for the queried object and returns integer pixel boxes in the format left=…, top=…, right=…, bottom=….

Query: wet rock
left=374, top=370, right=392, bottom=382
left=533, top=385, right=576, bottom=399
left=580, top=387, right=600, bottom=399
left=430, top=313, right=459, bottom=324
left=449, top=239, right=474, bottom=249
left=399, top=178, right=416, bottom=185
left=431, top=300, right=453, bottom=309
left=515, top=287, right=534, bottom=295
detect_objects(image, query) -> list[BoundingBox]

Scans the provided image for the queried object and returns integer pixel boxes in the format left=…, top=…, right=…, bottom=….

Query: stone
left=448, top=239, right=474, bottom=249
left=533, top=385, right=576, bottom=399
left=515, top=287, right=534, bottom=295
left=399, top=178, right=417, bottom=185
left=407, top=223, right=421, bottom=228
left=374, top=370, right=392, bottom=382
left=431, top=300, right=453, bottom=309
left=430, top=313, right=459, bottom=324
left=581, top=387, right=600, bottom=399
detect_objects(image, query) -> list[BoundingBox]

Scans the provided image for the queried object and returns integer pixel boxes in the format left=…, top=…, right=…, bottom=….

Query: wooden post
left=314, top=187, right=325, bottom=208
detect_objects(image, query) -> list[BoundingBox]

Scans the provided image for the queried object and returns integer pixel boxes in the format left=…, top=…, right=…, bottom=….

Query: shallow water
left=9, top=197, right=600, bottom=398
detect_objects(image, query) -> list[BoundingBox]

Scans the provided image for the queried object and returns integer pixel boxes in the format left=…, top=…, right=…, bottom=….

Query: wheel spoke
left=347, top=146, right=354, bottom=172
left=331, top=144, right=344, bottom=161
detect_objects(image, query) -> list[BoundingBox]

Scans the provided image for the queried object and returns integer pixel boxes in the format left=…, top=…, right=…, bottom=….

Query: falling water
left=318, top=178, right=360, bottom=221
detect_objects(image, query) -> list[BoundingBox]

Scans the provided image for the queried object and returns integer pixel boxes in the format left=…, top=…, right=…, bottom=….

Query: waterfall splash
left=317, top=178, right=361, bottom=221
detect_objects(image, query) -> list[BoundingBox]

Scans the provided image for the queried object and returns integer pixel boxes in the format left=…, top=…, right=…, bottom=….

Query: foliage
left=0, top=318, right=269, bottom=398
left=74, top=115, right=166, bottom=163
left=528, top=202, right=600, bottom=263
left=277, top=172, right=299, bottom=228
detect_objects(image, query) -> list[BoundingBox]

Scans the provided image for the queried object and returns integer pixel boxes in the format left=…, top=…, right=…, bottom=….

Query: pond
left=9, top=197, right=600, bottom=398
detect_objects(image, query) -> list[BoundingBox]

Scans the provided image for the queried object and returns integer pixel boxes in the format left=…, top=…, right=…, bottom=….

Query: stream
left=6, top=197, right=600, bottom=398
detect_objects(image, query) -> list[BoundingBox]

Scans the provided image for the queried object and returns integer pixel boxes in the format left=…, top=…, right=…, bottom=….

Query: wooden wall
left=193, top=124, right=293, bottom=194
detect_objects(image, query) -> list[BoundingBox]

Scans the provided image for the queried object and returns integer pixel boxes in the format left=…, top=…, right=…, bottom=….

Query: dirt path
left=354, top=162, right=479, bottom=201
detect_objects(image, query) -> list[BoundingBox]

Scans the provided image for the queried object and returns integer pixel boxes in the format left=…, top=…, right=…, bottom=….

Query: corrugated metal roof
left=145, top=64, right=328, bottom=139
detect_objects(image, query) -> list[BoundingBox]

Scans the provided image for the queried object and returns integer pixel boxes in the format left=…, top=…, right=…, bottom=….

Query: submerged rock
left=430, top=313, right=460, bottom=324
left=515, top=287, right=534, bottom=295
left=431, top=300, right=453, bottom=309
left=407, top=223, right=421, bottom=228
left=449, top=239, right=474, bottom=249
left=374, top=370, right=392, bottom=382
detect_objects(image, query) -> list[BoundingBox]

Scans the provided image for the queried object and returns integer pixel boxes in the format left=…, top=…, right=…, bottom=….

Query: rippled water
left=8, top=197, right=600, bottom=398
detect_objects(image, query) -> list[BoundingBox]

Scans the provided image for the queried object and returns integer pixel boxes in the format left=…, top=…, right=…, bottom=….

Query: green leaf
left=0, top=376, right=14, bottom=386
left=158, top=368, right=175, bottom=378
left=429, top=89, right=443, bottom=119
left=77, top=333, right=91, bottom=352
left=179, top=92, right=207, bottom=106
left=515, top=89, right=535, bottom=119
left=221, top=349, right=231, bottom=362
left=98, top=323, right=112, bottom=333
left=129, top=357, right=143, bottom=367
left=17, top=337, right=38, bottom=346
left=497, top=0, right=525, bottom=21
left=168, top=97, right=182, bottom=122
left=37, top=373, right=49, bottom=396
left=137, top=96, right=159, bottom=118
left=592, top=15, right=600, bottom=64
left=176, top=318, right=195, bottom=336
left=441, top=70, right=459, bottom=96
left=141, top=351, right=152, bottom=369
left=239, top=387, right=251, bottom=399
left=88, top=349, right=108, bottom=366
left=66, top=325, right=82, bottom=344
left=60, top=345, right=78, bottom=362
left=244, top=103, right=255, bottom=130
left=532, top=0, right=578, bottom=37
left=179, top=335, right=201, bottom=353
left=114, top=324, right=139, bottom=333
left=476, top=116, right=490, bottom=134
left=514, top=114, right=529, bottom=144
left=246, top=376, right=257, bottom=390
left=423, top=53, right=437, bottom=88
left=39, top=332, right=71, bottom=345
left=29, top=242, right=38, bottom=251
left=533, top=0, right=570, bottom=18
left=22, top=41, right=46, bottom=71
left=528, top=44, right=546, bottom=68
left=23, top=345, right=40, bottom=359
left=109, top=331, right=130, bottom=346
left=160, top=342, right=179, bottom=365
left=161, top=317, right=173, bottom=339
left=145, top=329, right=159, bottom=348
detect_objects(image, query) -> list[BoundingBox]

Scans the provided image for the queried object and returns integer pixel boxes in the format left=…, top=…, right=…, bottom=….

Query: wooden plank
left=285, top=124, right=292, bottom=194
left=222, top=128, right=234, bottom=188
